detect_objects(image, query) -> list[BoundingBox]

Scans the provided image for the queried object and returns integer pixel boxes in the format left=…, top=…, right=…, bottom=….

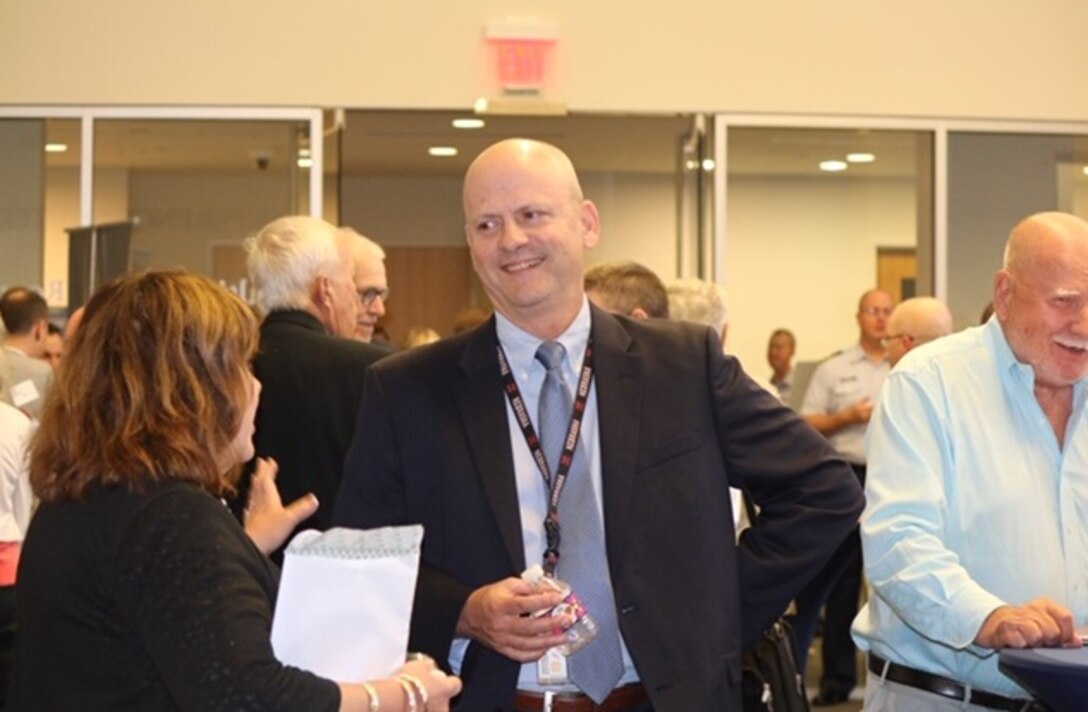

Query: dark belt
left=869, top=653, right=1050, bottom=711
left=513, top=683, right=649, bottom=712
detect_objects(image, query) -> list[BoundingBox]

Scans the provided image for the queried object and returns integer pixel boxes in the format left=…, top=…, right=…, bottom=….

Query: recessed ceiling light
left=428, top=146, right=458, bottom=157
left=1082, top=166, right=1088, bottom=176
left=452, top=118, right=485, bottom=130
left=846, top=152, right=875, bottom=163
left=820, top=160, right=848, bottom=172
left=44, top=143, right=68, bottom=153
left=701, top=158, right=716, bottom=171
left=297, top=157, right=314, bottom=169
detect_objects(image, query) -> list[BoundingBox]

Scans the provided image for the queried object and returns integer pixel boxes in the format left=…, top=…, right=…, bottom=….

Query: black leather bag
left=741, top=617, right=810, bottom=712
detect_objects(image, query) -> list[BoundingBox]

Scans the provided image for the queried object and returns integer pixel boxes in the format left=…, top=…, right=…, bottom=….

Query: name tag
left=537, top=647, right=568, bottom=684
left=10, top=379, right=39, bottom=409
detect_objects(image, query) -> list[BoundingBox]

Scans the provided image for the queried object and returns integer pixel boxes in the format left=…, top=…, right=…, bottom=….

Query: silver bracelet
left=398, top=673, right=429, bottom=712
left=361, top=682, right=380, bottom=712
left=395, top=676, right=418, bottom=712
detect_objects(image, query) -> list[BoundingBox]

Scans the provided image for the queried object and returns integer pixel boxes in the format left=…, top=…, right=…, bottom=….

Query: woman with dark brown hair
left=9, top=271, right=459, bottom=712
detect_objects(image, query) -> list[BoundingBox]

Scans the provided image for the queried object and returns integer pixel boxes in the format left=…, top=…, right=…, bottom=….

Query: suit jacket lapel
left=454, top=320, right=527, bottom=573
left=590, top=306, right=643, bottom=579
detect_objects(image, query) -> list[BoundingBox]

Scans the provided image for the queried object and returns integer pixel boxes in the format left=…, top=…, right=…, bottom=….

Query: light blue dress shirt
left=853, top=317, right=1088, bottom=698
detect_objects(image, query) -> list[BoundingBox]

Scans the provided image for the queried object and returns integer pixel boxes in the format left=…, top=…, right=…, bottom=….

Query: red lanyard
left=497, top=339, right=595, bottom=575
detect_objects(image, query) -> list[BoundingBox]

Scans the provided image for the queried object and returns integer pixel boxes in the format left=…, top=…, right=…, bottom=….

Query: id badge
left=537, top=647, right=568, bottom=684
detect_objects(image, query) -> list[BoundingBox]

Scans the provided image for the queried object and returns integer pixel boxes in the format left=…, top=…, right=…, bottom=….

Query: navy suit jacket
left=334, top=306, right=862, bottom=711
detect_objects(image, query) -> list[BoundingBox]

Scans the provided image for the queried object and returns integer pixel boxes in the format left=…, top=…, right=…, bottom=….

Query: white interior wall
left=4, top=2, right=1087, bottom=122
left=725, top=176, right=917, bottom=376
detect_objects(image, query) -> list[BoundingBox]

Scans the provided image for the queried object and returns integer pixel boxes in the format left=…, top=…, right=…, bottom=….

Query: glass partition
left=946, top=132, right=1088, bottom=328
left=90, top=118, right=311, bottom=304
left=339, top=110, right=691, bottom=348
left=0, top=118, right=81, bottom=311
left=721, top=126, right=934, bottom=375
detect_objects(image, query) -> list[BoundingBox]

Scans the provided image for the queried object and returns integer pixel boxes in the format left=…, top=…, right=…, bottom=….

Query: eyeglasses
left=357, top=287, right=390, bottom=306
left=880, top=333, right=912, bottom=347
left=861, top=306, right=893, bottom=317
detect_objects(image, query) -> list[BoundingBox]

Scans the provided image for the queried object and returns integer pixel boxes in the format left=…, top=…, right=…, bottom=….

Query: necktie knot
left=535, top=340, right=567, bottom=372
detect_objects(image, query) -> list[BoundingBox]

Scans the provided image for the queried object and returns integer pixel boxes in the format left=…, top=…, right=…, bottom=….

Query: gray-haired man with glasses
left=345, top=228, right=390, bottom=344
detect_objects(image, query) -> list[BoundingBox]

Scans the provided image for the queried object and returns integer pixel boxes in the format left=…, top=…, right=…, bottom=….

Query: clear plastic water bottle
left=521, top=564, right=599, bottom=655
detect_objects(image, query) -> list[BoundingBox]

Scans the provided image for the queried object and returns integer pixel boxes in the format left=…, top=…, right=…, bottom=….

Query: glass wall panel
left=89, top=119, right=310, bottom=306
left=946, top=132, right=1088, bottom=329
left=339, top=110, right=690, bottom=348
left=723, top=127, right=934, bottom=378
left=0, top=118, right=80, bottom=314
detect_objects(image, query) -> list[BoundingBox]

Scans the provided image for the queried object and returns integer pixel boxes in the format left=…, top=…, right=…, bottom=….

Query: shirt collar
left=494, top=298, right=592, bottom=380
left=988, top=316, right=1088, bottom=404
left=843, top=343, right=873, bottom=364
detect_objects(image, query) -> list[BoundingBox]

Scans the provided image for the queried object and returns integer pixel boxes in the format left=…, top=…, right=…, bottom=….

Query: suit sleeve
left=333, top=367, right=473, bottom=668
left=705, top=331, right=864, bottom=645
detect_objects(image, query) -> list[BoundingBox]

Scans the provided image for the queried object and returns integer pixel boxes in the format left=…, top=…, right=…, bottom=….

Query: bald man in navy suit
left=334, top=139, right=863, bottom=712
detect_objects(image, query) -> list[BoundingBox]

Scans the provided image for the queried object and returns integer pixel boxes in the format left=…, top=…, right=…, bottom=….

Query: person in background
left=9, top=270, right=460, bottom=712
left=65, top=305, right=86, bottom=341
left=405, top=326, right=441, bottom=348
left=0, top=400, right=33, bottom=709
left=882, top=296, right=954, bottom=367
left=0, top=287, right=54, bottom=420
left=668, top=277, right=776, bottom=395
left=796, top=288, right=894, bottom=706
left=345, top=228, right=391, bottom=345
left=584, top=261, right=669, bottom=319
left=667, top=277, right=729, bottom=344
left=766, top=328, right=796, bottom=400
left=241, top=216, right=387, bottom=553
left=333, top=138, right=863, bottom=711
left=856, top=212, right=1088, bottom=710
left=39, top=323, right=64, bottom=370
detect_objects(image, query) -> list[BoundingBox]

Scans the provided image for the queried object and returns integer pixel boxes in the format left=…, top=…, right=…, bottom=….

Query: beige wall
left=726, top=176, right=916, bottom=375
left=3, top=1, right=1088, bottom=122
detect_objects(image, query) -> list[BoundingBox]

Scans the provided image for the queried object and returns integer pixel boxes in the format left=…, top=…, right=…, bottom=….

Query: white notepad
left=271, top=525, right=423, bottom=682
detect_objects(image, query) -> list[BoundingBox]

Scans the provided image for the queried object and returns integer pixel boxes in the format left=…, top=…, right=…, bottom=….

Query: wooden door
left=877, top=248, right=917, bottom=303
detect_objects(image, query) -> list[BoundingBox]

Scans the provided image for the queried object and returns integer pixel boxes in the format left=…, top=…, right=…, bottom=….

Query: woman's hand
left=243, top=458, right=318, bottom=555
left=395, top=656, right=462, bottom=712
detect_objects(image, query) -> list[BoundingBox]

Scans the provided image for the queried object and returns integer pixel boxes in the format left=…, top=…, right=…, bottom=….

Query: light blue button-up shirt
left=854, top=317, right=1088, bottom=698
left=448, top=298, right=639, bottom=691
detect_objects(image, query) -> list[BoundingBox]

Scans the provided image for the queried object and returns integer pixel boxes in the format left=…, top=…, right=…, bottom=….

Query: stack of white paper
left=271, top=525, right=423, bottom=682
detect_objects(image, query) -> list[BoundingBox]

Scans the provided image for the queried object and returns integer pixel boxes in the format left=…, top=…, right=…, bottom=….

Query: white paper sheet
left=271, top=525, right=423, bottom=682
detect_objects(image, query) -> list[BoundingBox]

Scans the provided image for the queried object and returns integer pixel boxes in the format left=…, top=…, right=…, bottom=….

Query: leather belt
left=513, top=683, right=649, bottom=712
left=869, top=653, right=1050, bottom=711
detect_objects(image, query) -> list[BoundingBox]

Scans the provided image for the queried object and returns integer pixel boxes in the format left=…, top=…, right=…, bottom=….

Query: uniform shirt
left=853, top=318, right=1088, bottom=698
left=801, top=344, right=888, bottom=464
left=770, top=367, right=793, bottom=403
